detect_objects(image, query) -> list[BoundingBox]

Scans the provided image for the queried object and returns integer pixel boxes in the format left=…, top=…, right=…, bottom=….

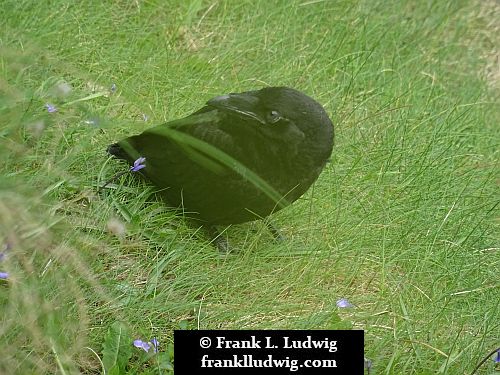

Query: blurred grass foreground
left=0, top=1, right=499, bottom=374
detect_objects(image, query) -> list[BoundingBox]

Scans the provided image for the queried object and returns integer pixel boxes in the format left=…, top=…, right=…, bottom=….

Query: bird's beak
left=207, top=93, right=265, bottom=124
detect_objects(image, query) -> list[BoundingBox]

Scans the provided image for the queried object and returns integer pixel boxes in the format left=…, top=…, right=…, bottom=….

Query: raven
left=108, top=87, right=334, bottom=244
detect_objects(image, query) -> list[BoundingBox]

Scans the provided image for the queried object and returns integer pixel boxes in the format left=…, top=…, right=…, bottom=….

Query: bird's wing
left=118, top=108, right=246, bottom=182
left=145, top=109, right=242, bottom=170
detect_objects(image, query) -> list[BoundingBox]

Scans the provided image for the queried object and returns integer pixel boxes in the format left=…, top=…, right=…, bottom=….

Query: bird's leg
left=206, top=225, right=231, bottom=252
left=265, top=221, right=286, bottom=242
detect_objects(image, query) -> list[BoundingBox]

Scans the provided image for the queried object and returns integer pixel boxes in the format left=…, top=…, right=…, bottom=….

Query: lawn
left=0, top=0, right=498, bottom=374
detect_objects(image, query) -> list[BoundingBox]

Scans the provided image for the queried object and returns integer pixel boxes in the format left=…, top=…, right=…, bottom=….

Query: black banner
left=174, top=330, right=364, bottom=374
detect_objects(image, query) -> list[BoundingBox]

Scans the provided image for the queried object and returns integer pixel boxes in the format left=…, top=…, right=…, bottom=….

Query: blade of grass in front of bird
left=119, top=125, right=289, bottom=209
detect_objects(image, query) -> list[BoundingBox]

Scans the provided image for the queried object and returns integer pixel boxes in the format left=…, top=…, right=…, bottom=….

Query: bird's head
left=207, top=87, right=334, bottom=157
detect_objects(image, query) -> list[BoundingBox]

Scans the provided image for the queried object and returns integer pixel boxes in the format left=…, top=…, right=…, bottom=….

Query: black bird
left=107, top=87, right=334, bottom=246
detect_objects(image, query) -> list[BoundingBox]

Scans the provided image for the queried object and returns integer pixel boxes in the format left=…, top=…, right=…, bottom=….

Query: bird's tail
left=107, top=143, right=128, bottom=160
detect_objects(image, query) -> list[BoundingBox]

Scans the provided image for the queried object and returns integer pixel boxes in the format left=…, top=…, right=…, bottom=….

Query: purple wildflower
left=336, top=298, right=354, bottom=308
left=0, top=272, right=8, bottom=280
left=133, top=338, right=159, bottom=353
left=45, top=103, right=57, bottom=113
left=130, top=157, right=146, bottom=172
left=495, top=349, right=500, bottom=363
left=150, top=337, right=159, bottom=353
left=364, top=357, right=372, bottom=374
left=99, top=157, right=146, bottom=191
left=133, top=339, right=151, bottom=352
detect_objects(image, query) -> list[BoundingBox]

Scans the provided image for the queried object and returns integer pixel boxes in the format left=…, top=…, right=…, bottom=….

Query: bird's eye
left=267, top=110, right=281, bottom=124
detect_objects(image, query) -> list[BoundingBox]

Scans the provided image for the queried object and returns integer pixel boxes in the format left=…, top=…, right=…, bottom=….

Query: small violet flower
left=45, top=103, right=57, bottom=113
left=150, top=337, right=159, bottom=353
left=364, top=357, right=373, bottom=374
left=495, top=349, right=500, bottom=363
left=133, top=338, right=159, bottom=353
left=133, top=339, right=151, bottom=352
left=0, top=245, right=8, bottom=279
left=99, top=157, right=146, bottom=191
left=336, top=298, right=354, bottom=308
left=130, top=157, right=146, bottom=172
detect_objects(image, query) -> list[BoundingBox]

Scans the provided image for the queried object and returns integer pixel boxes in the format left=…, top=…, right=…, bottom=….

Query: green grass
left=1, top=0, right=499, bottom=374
